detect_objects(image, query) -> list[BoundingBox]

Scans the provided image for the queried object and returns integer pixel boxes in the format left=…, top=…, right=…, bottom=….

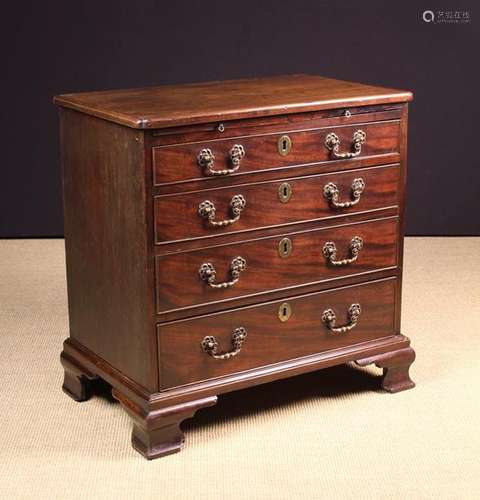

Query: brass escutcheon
left=278, top=182, right=293, bottom=203
left=278, top=237, right=293, bottom=258
left=278, top=302, right=292, bottom=322
left=278, top=135, right=292, bottom=156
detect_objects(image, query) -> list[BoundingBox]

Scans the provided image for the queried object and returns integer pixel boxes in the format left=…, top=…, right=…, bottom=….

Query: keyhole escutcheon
left=278, top=302, right=292, bottom=322
left=278, top=135, right=292, bottom=156
left=278, top=182, right=293, bottom=203
left=278, top=237, right=293, bottom=258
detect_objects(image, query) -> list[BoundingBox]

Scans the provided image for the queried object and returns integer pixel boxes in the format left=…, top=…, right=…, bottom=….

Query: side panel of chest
left=60, top=109, right=157, bottom=391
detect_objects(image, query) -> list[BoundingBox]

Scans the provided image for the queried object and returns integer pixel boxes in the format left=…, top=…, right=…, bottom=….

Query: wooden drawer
left=158, top=277, right=397, bottom=388
left=152, top=120, right=400, bottom=186
left=156, top=217, right=398, bottom=314
left=154, top=164, right=399, bottom=245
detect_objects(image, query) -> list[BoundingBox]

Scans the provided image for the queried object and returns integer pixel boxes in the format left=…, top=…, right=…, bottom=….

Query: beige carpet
left=0, top=238, right=479, bottom=499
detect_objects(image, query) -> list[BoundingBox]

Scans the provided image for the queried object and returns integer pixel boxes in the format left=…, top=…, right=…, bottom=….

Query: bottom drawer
left=158, top=278, right=397, bottom=389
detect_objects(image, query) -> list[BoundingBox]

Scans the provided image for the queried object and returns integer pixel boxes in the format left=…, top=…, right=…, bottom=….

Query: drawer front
left=153, top=120, right=400, bottom=185
left=156, top=217, right=398, bottom=313
left=158, top=278, right=397, bottom=388
left=154, top=164, right=399, bottom=244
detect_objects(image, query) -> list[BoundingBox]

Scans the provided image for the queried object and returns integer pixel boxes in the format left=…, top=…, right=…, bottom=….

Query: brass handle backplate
left=197, top=144, right=245, bottom=176
left=201, top=327, right=247, bottom=359
left=323, top=236, right=364, bottom=266
left=322, top=303, right=361, bottom=334
left=198, top=194, right=246, bottom=228
left=325, top=129, right=366, bottom=159
left=199, top=256, right=246, bottom=289
left=323, top=178, right=365, bottom=208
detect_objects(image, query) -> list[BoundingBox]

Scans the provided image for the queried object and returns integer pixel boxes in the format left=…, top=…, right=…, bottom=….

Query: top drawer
left=152, top=120, right=400, bottom=186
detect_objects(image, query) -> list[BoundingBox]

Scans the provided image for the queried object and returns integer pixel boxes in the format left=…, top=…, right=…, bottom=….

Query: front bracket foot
left=113, top=390, right=218, bottom=459
left=356, top=346, right=416, bottom=393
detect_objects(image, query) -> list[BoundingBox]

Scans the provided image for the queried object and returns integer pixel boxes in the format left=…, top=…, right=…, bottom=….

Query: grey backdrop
left=1, top=0, right=478, bottom=236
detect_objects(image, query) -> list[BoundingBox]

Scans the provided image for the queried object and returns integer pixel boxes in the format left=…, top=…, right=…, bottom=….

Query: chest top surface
left=54, top=74, right=412, bottom=130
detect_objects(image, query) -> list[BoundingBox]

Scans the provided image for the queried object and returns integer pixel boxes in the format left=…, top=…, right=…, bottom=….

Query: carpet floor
left=0, top=238, right=479, bottom=499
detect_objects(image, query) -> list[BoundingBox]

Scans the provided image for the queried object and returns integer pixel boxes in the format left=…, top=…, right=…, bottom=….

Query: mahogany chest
left=55, top=75, right=416, bottom=459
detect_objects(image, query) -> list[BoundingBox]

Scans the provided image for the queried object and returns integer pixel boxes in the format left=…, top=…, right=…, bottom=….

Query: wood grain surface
left=156, top=217, right=398, bottom=313
left=158, top=278, right=397, bottom=388
left=154, top=164, right=400, bottom=244
left=153, top=120, right=399, bottom=185
left=60, top=109, right=158, bottom=391
left=54, top=74, right=412, bottom=129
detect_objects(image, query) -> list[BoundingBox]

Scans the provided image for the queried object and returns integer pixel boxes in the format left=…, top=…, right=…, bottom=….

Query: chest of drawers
left=55, top=75, right=416, bottom=459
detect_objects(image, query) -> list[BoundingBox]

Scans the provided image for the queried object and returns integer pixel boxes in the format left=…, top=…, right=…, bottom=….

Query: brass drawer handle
left=323, top=236, right=364, bottom=266
left=198, top=194, right=246, bottom=228
left=199, top=256, right=246, bottom=289
left=325, top=130, right=366, bottom=159
left=201, top=327, right=247, bottom=360
left=322, top=303, right=361, bottom=334
left=323, top=178, right=365, bottom=208
left=197, top=144, right=245, bottom=176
